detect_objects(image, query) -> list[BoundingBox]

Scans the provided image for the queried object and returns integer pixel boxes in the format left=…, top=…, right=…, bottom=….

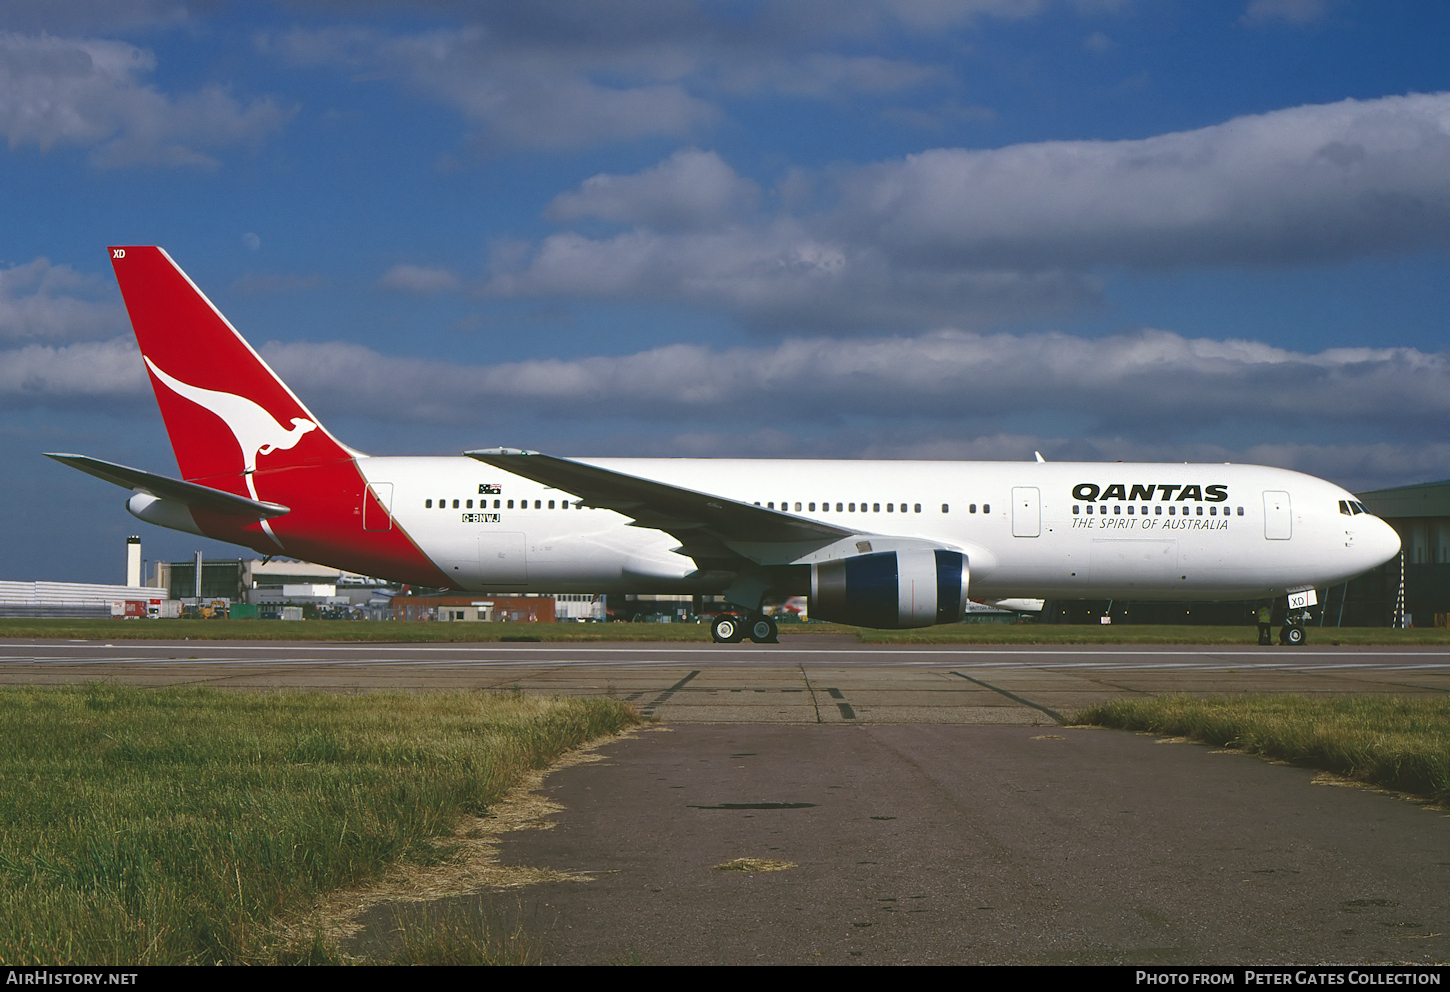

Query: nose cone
left=1363, top=516, right=1401, bottom=569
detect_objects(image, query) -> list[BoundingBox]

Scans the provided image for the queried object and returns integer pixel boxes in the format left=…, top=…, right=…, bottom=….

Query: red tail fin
left=108, top=246, right=354, bottom=490
left=107, top=246, right=450, bottom=584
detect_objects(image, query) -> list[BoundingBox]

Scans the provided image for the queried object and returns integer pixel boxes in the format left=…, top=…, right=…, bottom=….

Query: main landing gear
left=710, top=614, right=778, bottom=644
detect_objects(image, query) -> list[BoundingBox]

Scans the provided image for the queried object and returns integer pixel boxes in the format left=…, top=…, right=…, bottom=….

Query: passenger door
left=363, top=482, right=393, bottom=531
left=1011, top=487, right=1040, bottom=538
left=1263, top=491, right=1292, bottom=540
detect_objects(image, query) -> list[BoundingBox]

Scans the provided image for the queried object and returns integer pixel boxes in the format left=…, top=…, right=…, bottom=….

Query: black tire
left=747, top=615, right=778, bottom=644
left=712, top=615, right=744, bottom=643
left=1285, top=625, right=1305, bottom=645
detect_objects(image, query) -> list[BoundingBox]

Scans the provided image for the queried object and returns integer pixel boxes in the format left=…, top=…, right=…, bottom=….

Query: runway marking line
left=3, top=653, right=1448, bottom=676
left=2, top=641, right=1446, bottom=658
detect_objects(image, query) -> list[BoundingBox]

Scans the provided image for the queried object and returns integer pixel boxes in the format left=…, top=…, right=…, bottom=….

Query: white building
left=0, top=535, right=178, bottom=617
left=0, top=580, right=173, bottom=618
left=553, top=593, right=606, bottom=621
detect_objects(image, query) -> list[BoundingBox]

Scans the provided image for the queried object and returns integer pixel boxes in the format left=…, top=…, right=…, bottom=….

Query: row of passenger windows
left=425, top=498, right=582, bottom=510
left=1074, top=504, right=1244, bottom=517
left=424, top=497, right=979, bottom=515
left=758, top=501, right=979, bottom=515
left=426, top=497, right=1255, bottom=518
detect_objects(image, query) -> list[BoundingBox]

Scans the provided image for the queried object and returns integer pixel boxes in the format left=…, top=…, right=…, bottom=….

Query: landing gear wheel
left=711, top=614, right=744, bottom=643
left=1283, top=625, right=1305, bottom=646
left=746, top=615, right=778, bottom=644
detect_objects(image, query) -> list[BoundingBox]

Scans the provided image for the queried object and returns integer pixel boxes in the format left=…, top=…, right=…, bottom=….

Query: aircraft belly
left=1089, top=538, right=1177, bottom=589
left=443, top=531, right=529, bottom=586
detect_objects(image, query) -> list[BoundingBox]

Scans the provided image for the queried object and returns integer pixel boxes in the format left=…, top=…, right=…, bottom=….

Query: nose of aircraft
left=1362, top=515, right=1402, bottom=570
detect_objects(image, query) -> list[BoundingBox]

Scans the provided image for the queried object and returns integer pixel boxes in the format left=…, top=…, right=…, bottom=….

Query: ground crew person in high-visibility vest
left=1256, top=602, right=1273, bottom=645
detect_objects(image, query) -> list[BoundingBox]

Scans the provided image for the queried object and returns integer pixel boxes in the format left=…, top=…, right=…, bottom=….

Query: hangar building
left=1341, top=478, right=1450, bottom=627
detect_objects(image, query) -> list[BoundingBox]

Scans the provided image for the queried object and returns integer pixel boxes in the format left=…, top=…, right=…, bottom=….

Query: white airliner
left=49, top=247, right=1400, bottom=644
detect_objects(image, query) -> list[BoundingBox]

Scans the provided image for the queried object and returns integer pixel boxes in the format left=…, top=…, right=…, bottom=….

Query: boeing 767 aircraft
left=48, top=247, right=1400, bottom=644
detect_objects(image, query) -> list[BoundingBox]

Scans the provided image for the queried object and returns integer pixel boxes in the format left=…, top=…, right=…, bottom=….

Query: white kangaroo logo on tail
left=144, top=357, right=317, bottom=546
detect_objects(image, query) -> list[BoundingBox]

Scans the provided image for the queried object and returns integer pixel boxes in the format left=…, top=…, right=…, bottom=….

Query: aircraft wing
left=465, top=448, right=857, bottom=567
left=45, top=453, right=291, bottom=519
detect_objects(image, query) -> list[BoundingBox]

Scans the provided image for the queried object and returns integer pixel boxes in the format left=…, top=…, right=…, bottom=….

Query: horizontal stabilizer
left=45, top=453, right=290, bottom=519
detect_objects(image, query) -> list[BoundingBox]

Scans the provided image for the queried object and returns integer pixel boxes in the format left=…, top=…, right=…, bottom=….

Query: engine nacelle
left=127, top=492, right=205, bottom=537
left=810, top=549, right=968, bottom=629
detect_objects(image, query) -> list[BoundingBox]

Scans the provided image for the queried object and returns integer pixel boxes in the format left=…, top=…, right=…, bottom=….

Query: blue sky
left=3, top=0, right=1449, bottom=582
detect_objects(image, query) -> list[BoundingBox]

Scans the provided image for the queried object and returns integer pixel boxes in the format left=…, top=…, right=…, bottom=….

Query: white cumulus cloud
left=248, top=328, right=1450, bottom=443
left=490, top=93, right=1450, bottom=330
left=0, top=258, right=125, bottom=343
left=0, top=33, right=292, bottom=168
left=837, top=92, right=1450, bottom=270
left=378, top=264, right=463, bottom=294
left=275, top=25, right=717, bottom=153
left=267, top=0, right=1042, bottom=154
left=0, top=337, right=146, bottom=406
left=546, top=149, right=760, bottom=231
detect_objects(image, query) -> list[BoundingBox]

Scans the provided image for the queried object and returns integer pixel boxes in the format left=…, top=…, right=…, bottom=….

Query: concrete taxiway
left=360, top=723, right=1450, bottom=965
left=5, top=634, right=1447, bottom=963
left=1, top=634, right=1446, bottom=724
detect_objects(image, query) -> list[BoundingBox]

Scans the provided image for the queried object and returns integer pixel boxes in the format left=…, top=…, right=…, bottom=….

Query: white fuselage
left=354, top=457, right=1401, bottom=601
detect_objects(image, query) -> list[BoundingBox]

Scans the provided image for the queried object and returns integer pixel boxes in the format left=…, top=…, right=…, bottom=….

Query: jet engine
left=809, top=549, right=968, bottom=628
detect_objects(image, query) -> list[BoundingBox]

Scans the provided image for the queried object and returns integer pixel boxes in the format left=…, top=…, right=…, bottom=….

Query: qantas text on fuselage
left=1073, top=483, right=1228, bottom=503
left=46, top=246, right=1401, bottom=639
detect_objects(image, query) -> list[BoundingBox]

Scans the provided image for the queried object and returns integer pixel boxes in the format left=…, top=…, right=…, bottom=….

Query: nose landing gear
left=1278, top=608, right=1311, bottom=645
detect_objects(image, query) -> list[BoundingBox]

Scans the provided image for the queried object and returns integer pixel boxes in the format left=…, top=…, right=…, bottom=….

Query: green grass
left=1078, top=695, right=1450, bottom=804
left=0, top=684, right=638, bottom=965
left=377, top=904, right=541, bottom=966
left=3, top=618, right=1446, bottom=644
left=0, top=618, right=714, bottom=642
